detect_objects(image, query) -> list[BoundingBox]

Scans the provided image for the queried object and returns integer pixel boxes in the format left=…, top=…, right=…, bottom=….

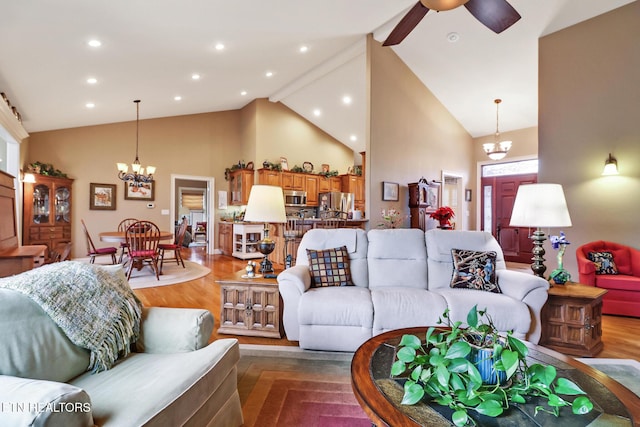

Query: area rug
left=71, top=258, right=211, bottom=289
left=238, top=345, right=370, bottom=427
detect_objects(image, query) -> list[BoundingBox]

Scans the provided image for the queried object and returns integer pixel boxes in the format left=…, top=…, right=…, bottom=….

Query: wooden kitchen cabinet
left=218, top=222, right=233, bottom=255
left=257, top=168, right=282, bottom=187
left=318, top=176, right=342, bottom=193
left=281, top=171, right=304, bottom=190
left=304, top=175, right=319, bottom=206
left=22, top=174, right=73, bottom=257
left=229, top=169, right=254, bottom=205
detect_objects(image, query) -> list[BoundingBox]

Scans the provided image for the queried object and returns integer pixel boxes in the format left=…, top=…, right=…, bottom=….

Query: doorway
left=170, top=174, right=215, bottom=254
left=480, top=160, right=537, bottom=263
left=441, top=171, right=465, bottom=230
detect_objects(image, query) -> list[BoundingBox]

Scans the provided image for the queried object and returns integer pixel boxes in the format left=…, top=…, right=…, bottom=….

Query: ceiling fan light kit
left=483, top=98, right=512, bottom=161
left=383, top=0, right=521, bottom=46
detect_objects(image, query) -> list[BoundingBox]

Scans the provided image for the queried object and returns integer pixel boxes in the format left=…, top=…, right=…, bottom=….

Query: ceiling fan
left=383, top=0, right=521, bottom=46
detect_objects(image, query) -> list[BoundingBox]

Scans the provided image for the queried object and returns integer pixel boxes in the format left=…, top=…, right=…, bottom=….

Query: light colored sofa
left=0, top=266, right=243, bottom=427
left=278, top=228, right=549, bottom=352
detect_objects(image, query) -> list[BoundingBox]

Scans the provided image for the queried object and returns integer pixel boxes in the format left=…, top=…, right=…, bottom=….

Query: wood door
left=482, top=173, right=536, bottom=263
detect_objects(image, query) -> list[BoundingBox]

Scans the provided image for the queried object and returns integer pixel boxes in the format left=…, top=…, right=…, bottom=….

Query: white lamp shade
left=509, top=183, right=572, bottom=228
left=243, top=185, right=287, bottom=223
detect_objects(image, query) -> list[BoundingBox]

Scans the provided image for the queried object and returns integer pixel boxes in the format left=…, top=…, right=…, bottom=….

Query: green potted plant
left=391, top=305, right=593, bottom=426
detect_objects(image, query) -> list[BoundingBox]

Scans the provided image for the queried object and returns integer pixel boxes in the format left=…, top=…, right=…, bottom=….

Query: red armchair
left=576, top=240, right=640, bottom=317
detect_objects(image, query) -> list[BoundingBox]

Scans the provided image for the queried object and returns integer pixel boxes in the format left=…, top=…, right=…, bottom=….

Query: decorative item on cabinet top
left=27, top=161, right=68, bottom=178
left=225, top=161, right=255, bottom=180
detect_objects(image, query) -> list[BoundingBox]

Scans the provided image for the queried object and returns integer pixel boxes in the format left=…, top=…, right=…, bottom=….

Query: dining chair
left=80, top=219, right=117, bottom=264
left=125, top=220, right=161, bottom=280
left=117, top=218, right=138, bottom=263
left=44, top=242, right=72, bottom=264
left=315, top=218, right=346, bottom=229
left=158, top=221, right=188, bottom=274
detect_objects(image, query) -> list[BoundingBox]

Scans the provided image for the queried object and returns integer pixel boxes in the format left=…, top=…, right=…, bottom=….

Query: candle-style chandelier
left=117, top=100, right=156, bottom=186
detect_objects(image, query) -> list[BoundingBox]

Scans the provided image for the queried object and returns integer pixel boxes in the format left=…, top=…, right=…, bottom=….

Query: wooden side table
left=216, top=270, right=283, bottom=338
left=540, top=282, right=607, bottom=357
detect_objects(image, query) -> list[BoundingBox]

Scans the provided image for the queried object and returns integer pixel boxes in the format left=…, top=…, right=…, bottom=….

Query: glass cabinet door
left=55, top=185, right=71, bottom=224
left=33, top=184, right=50, bottom=224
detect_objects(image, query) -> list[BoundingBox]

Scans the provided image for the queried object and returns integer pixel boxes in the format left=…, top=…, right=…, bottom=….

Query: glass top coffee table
left=351, top=327, right=640, bottom=426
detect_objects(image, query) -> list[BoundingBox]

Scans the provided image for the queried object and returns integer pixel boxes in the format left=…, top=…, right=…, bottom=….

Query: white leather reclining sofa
left=278, top=228, right=549, bottom=352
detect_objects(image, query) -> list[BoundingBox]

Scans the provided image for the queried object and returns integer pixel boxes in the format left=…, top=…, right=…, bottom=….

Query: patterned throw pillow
left=588, top=251, right=618, bottom=275
left=306, top=246, right=354, bottom=287
left=450, top=249, right=501, bottom=293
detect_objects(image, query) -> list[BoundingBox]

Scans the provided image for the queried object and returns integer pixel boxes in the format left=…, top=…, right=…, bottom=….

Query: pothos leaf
left=399, top=334, right=422, bottom=350
left=475, top=400, right=504, bottom=417
left=390, top=360, right=406, bottom=376
left=467, top=305, right=479, bottom=328
left=401, top=382, right=425, bottom=405
left=572, top=396, right=594, bottom=414
left=445, top=341, right=471, bottom=359
left=555, top=377, right=587, bottom=395
left=396, top=346, right=417, bottom=363
left=452, top=409, right=469, bottom=427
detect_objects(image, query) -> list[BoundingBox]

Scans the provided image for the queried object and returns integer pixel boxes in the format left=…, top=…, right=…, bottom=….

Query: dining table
left=98, top=230, right=174, bottom=243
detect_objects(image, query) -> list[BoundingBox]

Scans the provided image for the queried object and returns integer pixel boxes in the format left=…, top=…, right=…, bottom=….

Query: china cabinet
left=23, top=175, right=73, bottom=257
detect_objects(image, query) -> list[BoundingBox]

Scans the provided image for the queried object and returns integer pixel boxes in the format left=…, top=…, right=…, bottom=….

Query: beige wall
left=26, top=100, right=355, bottom=257
left=539, top=1, right=640, bottom=277
left=368, top=35, right=474, bottom=229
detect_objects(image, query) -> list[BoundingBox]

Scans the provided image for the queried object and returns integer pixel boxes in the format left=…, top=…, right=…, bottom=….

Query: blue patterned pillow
left=588, top=251, right=618, bottom=275
left=306, top=246, right=354, bottom=287
left=450, top=249, right=501, bottom=293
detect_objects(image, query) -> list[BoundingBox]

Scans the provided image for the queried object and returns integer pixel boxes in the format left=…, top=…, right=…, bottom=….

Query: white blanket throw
left=0, top=261, right=142, bottom=373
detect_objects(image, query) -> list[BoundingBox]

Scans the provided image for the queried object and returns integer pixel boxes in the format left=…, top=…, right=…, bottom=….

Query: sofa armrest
left=576, top=249, right=596, bottom=286
left=0, top=376, right=93, bottom=427
left=277, top=265, right=311, bottom=342
left=135, top=307, right=214, bottom=353
left=497, top=269, right=550, bottom=344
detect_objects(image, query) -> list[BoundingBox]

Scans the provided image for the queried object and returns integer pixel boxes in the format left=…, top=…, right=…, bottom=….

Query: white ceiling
left=0, top=0, right=634, bottom=153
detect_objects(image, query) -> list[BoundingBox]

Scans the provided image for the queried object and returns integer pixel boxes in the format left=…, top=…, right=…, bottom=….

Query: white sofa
left=0, top=266, right=243, bottom=427
left=278, top=228, right=549, bottom=352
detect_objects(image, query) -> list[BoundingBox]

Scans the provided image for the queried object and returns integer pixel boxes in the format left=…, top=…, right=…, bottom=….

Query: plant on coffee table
left=391, top=305, right=593, bottom=426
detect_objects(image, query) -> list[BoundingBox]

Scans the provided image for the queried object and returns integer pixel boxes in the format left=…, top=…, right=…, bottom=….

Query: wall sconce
left=602, top=153, right=619, bottom=176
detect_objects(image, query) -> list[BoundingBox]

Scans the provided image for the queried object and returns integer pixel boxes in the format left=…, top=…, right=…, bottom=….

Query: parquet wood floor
left=133, top=247, right=640, bottom=360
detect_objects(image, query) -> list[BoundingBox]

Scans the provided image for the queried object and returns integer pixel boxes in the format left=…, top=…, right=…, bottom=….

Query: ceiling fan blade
left=383, top=2, right=430, bottom=46
left=464, top=0, right=521, bottom=34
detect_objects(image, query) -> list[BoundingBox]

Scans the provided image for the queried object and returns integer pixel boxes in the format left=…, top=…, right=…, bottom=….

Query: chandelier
left=117, top=100, right=156, bottom=186
left=483, top=99, right=512, bottom=161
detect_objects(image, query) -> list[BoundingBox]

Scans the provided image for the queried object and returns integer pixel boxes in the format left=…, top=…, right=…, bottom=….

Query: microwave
left=284, top=190, right=307, bottom=207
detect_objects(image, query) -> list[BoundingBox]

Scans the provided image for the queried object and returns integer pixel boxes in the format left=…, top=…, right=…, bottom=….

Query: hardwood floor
left=134, top=247, right=640, bottom=360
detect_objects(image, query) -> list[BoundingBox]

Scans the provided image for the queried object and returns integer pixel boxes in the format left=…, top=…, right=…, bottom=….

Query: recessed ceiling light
left=240, top=90, right=248, bottom=96
left=299, top=45, right=308, bottom=53
left=265, top=71, right=274, bottom=78
left=86, top=77, right=97, bottom=85
left=313, top=109, right=322, bottom=117
left=174, top=96, right=182, bottom=101
left=350, top=135, right=358, bottom=142
left=342, top=95, right=352, bottom=105
left=87, top=39, right=102, bottom=47
left=86, top=102, right=95, bottom=109
left=192, top=73, right=201, bottom=80
left=215, top=43, right=225, bottom=51
left=447, top=32, right=460, bottom=43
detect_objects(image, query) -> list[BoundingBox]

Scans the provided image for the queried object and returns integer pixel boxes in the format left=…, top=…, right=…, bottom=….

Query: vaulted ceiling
left=0, top=1, right=634, bottom=153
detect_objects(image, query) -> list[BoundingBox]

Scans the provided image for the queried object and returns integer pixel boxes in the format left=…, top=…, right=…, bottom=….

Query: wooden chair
left=44, top=242, right=72, bottom=264
left=158, top=221, right=188, bottom=274
left=193, top=221, right=207, bottom=243
left=125, top=220, right=161, bottom=280
left=80, top=219, right=117, bottom=264
left=117, top=218, right=138, bottom=263
left=315, top=218, right=346, bottom=229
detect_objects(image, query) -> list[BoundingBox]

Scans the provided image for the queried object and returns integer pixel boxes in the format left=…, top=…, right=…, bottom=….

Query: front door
left=482, top=173, right=536, bottom=263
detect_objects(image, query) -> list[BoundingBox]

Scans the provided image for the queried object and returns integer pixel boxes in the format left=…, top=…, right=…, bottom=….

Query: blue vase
left=469, top=345, right=506, bottom=385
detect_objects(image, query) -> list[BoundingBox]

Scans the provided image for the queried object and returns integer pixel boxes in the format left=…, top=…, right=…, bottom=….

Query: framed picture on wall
left=124, top=181, right=155, bottom=201
left=382, top=181, right=399, bottom=201
left=90, top=183, right=117, bottom=210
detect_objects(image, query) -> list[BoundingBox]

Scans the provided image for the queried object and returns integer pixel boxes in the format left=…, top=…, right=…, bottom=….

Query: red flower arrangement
left=429, top=206, right=455, bottom=226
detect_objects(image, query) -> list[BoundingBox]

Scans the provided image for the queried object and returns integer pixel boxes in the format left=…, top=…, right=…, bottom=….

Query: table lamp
left=243, top=185, right=286, bottom=273
left=509, top=183, right=572, bottom=278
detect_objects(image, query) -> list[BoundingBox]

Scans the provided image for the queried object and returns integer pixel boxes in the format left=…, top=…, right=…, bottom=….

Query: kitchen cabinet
left=257, top=169, right=281, bottom=187
left=218, top=222, right=233, bottom=255
left=281, top=172, right=304, bottom=191
left=23, top=174, right=73, bottom=257
left=304, top=175, right=319, bottom=206
left=229, top=169, right=254, bottom=205
left=318, top=176, right=342, bottom=193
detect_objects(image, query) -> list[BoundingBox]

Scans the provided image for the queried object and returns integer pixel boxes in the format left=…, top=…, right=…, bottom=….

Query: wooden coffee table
left=351, top=327, right=640, bottom=426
